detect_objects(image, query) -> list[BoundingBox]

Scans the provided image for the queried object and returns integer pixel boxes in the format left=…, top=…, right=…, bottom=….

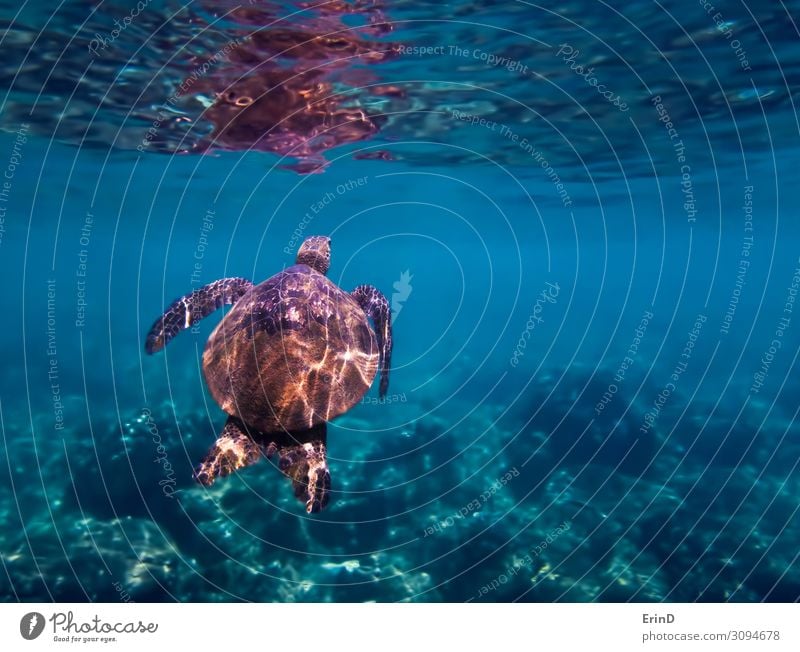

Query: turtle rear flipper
left=351, top=284, right=392, bottom=397
left=145, top=277, right=254, bottom=353
left=195, top=418, right=331, bottom=513
left=194, top=416, right=263, bottom=485
left=269, top=423, right=330, bottom=514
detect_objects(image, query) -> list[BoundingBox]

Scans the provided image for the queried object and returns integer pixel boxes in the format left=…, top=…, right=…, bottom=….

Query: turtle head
left=296, top=235, right=331, bottom=275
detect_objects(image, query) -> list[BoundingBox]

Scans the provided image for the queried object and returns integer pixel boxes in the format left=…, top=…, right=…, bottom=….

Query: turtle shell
left=202, top=264, right=379, bottom=432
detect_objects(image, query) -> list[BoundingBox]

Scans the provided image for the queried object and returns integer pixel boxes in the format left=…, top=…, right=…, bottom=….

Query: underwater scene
left=1, top=0, right=799, bottom=602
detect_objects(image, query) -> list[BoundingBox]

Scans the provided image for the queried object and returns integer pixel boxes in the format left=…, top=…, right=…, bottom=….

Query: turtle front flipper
left=351, top=285, right=392, bottom=397
left=194, top=416, right=263, bottom=485
left=266, top=423, right=330, bottom=514
left=145, top=277, right=254, bottom=353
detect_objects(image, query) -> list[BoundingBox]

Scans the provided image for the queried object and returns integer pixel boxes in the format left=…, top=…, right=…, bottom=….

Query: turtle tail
left=145, top=277, right=254, bottom=353
left=351, top=284, right=392, bottom=397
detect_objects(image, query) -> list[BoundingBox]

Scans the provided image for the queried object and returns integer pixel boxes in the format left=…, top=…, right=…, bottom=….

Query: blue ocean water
left=1, top=0, right=799, bottom=602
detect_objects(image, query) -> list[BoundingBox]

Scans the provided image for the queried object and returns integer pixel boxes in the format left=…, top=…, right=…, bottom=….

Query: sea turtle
left=145, top=236, right=391, bottom=513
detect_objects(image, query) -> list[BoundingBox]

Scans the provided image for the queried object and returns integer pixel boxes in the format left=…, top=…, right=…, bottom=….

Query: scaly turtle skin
left=145, top=236, right=392, bottom=513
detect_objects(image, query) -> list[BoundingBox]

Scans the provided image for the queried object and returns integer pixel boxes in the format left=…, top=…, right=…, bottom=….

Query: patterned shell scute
left=202, top=265, right=379, bottom=432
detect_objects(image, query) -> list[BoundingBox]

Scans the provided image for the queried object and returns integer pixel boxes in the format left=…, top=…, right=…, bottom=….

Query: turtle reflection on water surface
left=145, top=236, right=392, bottom=513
